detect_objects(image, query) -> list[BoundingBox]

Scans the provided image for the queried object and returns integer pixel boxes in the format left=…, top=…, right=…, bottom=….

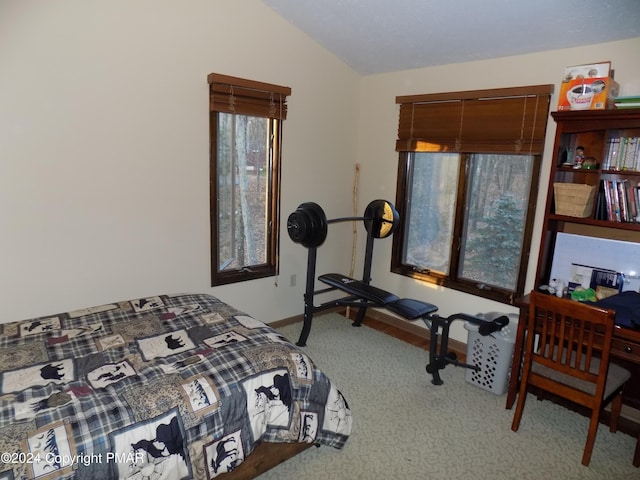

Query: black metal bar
left=326, top=216, right=365, bottom=223
left=362, top=229, right=375, bottom=284
left=326, top=215, right=378, bottom=224
left=422, top=312, right=508, bottom=384
left=426, top=322, right=443, bottom=385
left=352, top=229, right=376, bottom=327
left=297, top=247, right=318, bottom=346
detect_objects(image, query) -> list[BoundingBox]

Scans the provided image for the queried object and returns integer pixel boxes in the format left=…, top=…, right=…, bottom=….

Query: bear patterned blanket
left=0, top=293, right=351, bottom=479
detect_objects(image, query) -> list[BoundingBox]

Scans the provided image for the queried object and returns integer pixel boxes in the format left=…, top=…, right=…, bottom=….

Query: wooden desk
left=506, top=294, right=640, bottom=413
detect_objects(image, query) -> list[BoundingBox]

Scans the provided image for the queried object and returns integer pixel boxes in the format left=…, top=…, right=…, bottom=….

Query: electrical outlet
left=289, top=274, right=296, bottom=287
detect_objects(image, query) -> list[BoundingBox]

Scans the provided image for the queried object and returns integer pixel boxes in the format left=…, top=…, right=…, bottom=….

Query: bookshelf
left=523, top=109, right=640, bottom=417
left=534, top=109, right=640, bottom=291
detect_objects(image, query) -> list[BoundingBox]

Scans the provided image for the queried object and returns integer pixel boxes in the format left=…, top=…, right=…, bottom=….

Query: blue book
left=590, top=268, right=624, bottom=300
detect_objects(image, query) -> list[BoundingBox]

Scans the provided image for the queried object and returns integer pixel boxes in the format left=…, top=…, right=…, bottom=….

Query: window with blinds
left=395, top=85, right=553, bottom=154
left=392, top=85, right=553, bottom=304
left=208, top=73, right=291, bottom=286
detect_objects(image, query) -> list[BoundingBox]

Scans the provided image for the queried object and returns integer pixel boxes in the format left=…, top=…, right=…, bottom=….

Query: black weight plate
left=363, top=199, right=400, bottom=238
left=287, top=209, right=310, bottom=244
left=302, top=202, right=327, bottom=247
left=287, top=202, right=327, bottom=248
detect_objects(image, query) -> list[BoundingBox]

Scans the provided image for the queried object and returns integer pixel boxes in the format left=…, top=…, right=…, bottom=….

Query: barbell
left=287, top=199, right=400, bottom=248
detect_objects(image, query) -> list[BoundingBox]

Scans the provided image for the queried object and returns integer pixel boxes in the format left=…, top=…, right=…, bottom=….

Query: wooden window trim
left=208, top=74, right=290, bottom=286
left=392, top=84, right=552, bottom=304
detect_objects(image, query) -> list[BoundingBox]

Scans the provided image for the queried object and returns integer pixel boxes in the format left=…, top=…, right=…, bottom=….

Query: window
left=392, top=85, right=553, bottom=304
left=208, top=74, right=291, bottom=286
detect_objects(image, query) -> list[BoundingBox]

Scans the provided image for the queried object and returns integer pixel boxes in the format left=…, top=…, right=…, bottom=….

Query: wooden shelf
left=551, top=109, right=640, bottom=131
left=530, top=107, right=640, bottom=421
left=535, top=109, right=640, bottom=290
left=547, top=214, right=640, bottom=231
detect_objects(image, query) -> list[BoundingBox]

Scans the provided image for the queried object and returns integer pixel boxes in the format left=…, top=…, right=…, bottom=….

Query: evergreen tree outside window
left=459, top=154, right=533, bottom=291
left=392, top=85, right=553, bottom=304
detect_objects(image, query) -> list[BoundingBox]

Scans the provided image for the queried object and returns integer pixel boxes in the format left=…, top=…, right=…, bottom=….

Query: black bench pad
left=387, top=298, right=438, bottom=320
left=318, top=273, right=438, bottom=320
left=319, top=273, right=399, bottom=305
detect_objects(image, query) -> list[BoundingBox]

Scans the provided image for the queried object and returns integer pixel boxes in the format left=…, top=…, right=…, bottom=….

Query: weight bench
left=287, top=199, right=509, bottom=385
left=311, top=273, right=509, bottom=385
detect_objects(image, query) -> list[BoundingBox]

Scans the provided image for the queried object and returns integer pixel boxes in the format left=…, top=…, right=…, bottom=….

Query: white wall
left=357, top=37, right=640, bottom=341
left=0, top=0, right=360, bottom=322
left=2, top=1, right=639, bottom=340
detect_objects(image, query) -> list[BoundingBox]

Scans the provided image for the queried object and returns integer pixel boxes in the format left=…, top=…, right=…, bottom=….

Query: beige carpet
left=257, top=313, right=638, bottom=479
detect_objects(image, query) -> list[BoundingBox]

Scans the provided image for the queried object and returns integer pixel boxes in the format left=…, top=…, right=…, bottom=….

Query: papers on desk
left=568, top=263, right=624, bottom=300
left=550, top=233, right=640, bottom=294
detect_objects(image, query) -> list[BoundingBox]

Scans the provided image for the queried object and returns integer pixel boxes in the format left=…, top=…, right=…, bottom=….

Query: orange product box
left=557, top=62, right=620, bottom=111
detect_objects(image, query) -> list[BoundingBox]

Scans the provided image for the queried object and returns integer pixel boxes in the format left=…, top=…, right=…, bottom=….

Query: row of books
left=602, top=136, right=640, bottom=171
left=594, top=179, right=640, bottom=223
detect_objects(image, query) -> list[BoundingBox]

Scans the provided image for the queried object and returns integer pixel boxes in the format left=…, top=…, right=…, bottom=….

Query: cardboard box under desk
left=558, top=77, right=620, bottom=111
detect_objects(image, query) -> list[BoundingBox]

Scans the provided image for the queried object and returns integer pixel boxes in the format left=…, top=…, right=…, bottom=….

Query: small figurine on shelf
left=548, top=278, right=565, bottom=298
left=560, top=146, right=572, bottom=166
left=573, top=145, right=585, bottom=169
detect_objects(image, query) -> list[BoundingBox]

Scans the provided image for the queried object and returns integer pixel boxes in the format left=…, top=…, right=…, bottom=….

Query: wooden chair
left=511, top=291, right=631, bottom=466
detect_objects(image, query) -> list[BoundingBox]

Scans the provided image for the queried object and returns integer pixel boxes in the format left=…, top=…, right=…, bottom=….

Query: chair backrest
left=526, top=291, right=617, bottom=405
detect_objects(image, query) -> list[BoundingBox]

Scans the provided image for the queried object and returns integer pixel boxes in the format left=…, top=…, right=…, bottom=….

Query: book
left=614, top=95, right=640, bottom=103
left=567, top=263, right=623, bottom=296
left=603, top=136, right=640, bottom=172
left=594, top=181, right=606, bottom=220
left=622, top=137, right=637, bottom=170
left=568, top=263, right=596, bottom=294
left=590, top=267, right=624, bottom=300
left=603, top=179, right=614, bottom=220
left=614, top=95, right=640, bottom=109
left=618, top=180, right=629, bottom=222
left=607, top=137, right=620, bottom=170
left=626, top=180, right=638, bottom=221
left=615, top=102, right=640, bottom=109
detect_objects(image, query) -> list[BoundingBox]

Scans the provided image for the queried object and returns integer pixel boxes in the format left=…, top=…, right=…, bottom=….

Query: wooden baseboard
left=353, top=308, right=468, bottom=362
left=273, top=307, right=467, bottom=362
left=270, top=307, right=343, bottom=329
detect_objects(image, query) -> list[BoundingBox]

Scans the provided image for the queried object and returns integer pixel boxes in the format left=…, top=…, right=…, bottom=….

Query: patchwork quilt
left=0, top=294, right=351, bottom=479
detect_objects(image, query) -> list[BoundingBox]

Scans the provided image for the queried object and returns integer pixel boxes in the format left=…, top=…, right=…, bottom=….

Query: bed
left=0, top=293, right=352, bottom=479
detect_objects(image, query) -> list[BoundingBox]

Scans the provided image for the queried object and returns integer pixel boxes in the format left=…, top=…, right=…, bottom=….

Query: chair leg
left=511, top=382, right=529, bottom=432
left=609, top=391, right=623, bottom=433
left=582, top=410, right=601, bottom=467
left=634, top=433, right=640, bottom=468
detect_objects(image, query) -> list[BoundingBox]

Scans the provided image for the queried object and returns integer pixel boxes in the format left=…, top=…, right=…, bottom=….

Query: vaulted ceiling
left=262, top=0, right=640, bottom=75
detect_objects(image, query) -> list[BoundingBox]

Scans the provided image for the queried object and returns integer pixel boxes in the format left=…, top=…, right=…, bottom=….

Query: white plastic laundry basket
left=464, top=312, right=519, bottom=395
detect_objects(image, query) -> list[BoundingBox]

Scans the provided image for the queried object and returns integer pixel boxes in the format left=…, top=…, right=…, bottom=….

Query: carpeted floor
left=258, top=313, right=639, bottom=479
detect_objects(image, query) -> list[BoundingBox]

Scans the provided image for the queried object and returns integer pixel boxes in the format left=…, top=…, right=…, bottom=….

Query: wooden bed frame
left=224, top=441, right=313, bottom=478
left=220, top=311, right=341, bottom=478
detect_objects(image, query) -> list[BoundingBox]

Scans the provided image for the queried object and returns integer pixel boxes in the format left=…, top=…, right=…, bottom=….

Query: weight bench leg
left=352, top=306, right=367, bottom=327
left=425, top=319, right=446, bottom=385
left=424, top=313, right=493, bottom=385
left=296, top=309, right=312, bottom=347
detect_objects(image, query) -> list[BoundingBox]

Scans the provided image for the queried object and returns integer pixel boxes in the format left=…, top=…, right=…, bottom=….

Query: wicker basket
left=553, top=183, right=596, bottom=217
